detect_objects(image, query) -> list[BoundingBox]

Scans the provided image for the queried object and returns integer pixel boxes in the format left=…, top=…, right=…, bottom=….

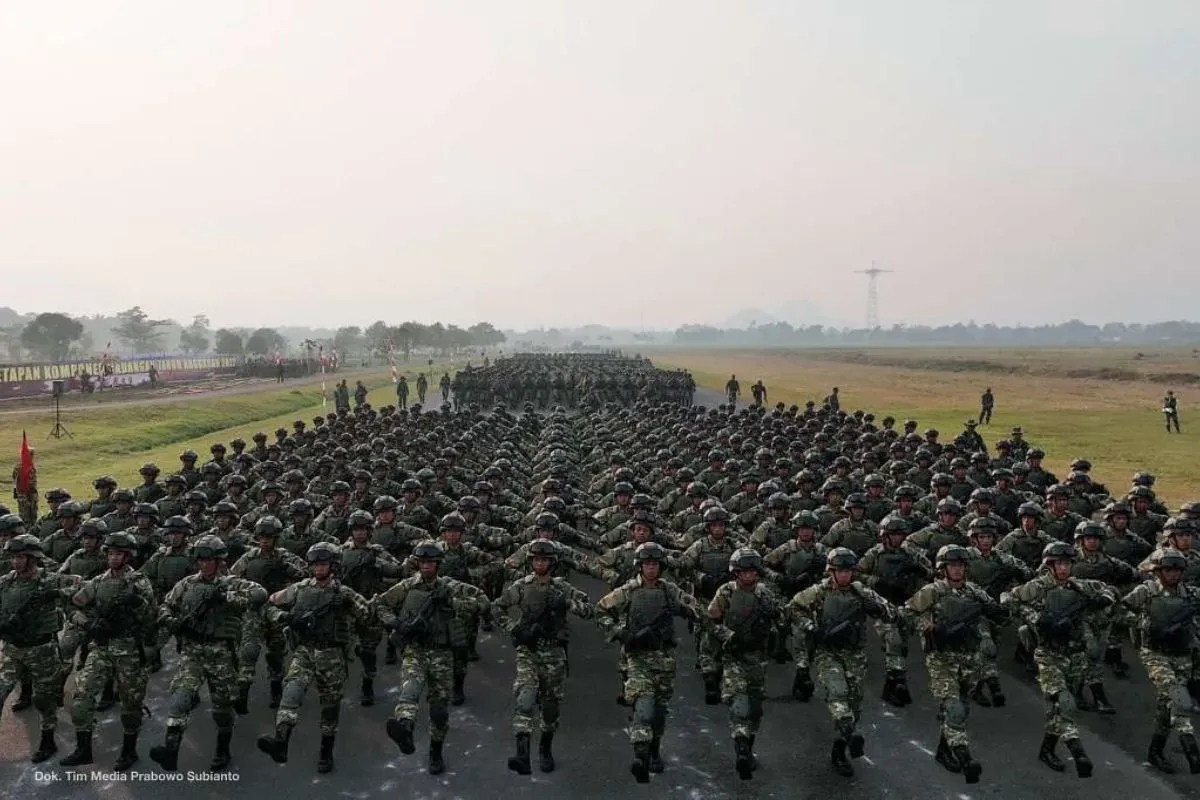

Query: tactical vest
left=966, top=553, right=1006, bottom=598
left=784, top=546, right=821, bottom=584
left=818, top=589, right=863, bottom=649
left=89, top=499, right=116, bottom=519
left=289, top=584, right=349, bottom=646
left=1038, top=585, right=1085, bottom=647
left=156, top=550, right=196, bottom=596
left=724, top=588, right=771, bottom=652
left=340, top=546, right=382, bottom=597
left=0, top=575, right=60, bottom=645
left=872, top=549, right=916, bottom=604
left=396, top=582, right=466, bottom=649
left=1071, top=555, right=1117, bottom=584
left=177, top=578, right=241, bottom=642
left=1005, top=533, right=1047, bottom=569
left=626, top=584, right=675, bottom=650
left=921, top=528, right=968, bottom=560
left=279, top=528, right=318, bottom=558
left=242, top=553, right=291, bottom=593
left=1147, top=593, right=1193, bottom=655
left=1103, top=535, right=1146, bottom=568
left=64, top=550, right=107, bottom=580
left=92, top=576, right=144, bottom=640
left=441, top=547, right=472, bottom=582
left=932, top=591, right=982, bottom=650
left=518, top=580, right=568, bottom=641
left=47, top=532, right=80, bottom=564
left=759, top=522, right=792, bottom=552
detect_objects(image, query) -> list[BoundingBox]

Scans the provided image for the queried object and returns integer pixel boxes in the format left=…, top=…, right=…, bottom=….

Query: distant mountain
left=722, top=303, right=850, bottom=330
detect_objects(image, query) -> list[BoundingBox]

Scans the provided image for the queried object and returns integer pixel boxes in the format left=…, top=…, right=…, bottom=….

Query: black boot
left=1090, top=683, right=1115, bottom=715
left=210, top=730, right=232, bottom=771
left=360, top=676, right=375, bottom=707
left=969, top=680, right=992, bottom=707
left=268, top=680, right=283, bottom=710
left=1064, top=737, right=1093, bottom=778
left=60, top=731, right=93, bottom=767
left=830, top=739, right=853, bottom=777
left=97, top=679, right=117, bottom=712
left=735, top=736, right=753, bottom=780
left=508, top=733, right=533, bottom=775
left=747, top=735, right=758, bottom=771
left=1038, top=734, right=1065, bottom=772
left=1105, top=646, right=1130, bottom=679
left=452, top=674, right=466, bottom=706
left=31, top=730, right=57, bottom=763
left=467, top=641, right=480, bottom=662
left=792, top=668, right=814, bottom=702
left=385, top=640, right=398, bottom=665
left=1180, top=733, right=1200, bottom=774
left=953, top=744, right=981, bottom=784
left=233, top=682, right=251, bottom=715
left=149, top=727, right=183, bottom=771
left=1148, top=733, right=1176, bottom=774
left=386, top=717, right=415, bottom=755
left=985, top=676, right=1006, bottom=707
left=630, top=742, right=651, bottom=783
left=702, top=673, right=721, bottom=705
left=428, top=740, right=446, bottom=775
left=848, top=731, right=865, bottom=759
left=256, top=724, right=292, bottom=764
left=12, top=679, right=33, bottom=711
left=317, top=734, right=335, bottom=774
left=648, top=737, right=664, bottom=774
left=883, top=671, right=911, bottom=707
left=538, top=732, right=555, bottom=773
left=935, top=734, right=960, bottom=773
left=113, top=732, right=139, bottom=771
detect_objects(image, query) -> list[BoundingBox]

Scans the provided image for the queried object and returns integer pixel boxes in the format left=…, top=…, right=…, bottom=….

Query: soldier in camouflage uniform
left=155, top=474, right=189, bottom=519
left=763, top=510, right=827, bottom=700
left=493, top=539, right=593, bottom=775
left=1040, top=484, right=1087, bottom=543
left=787, top=547, right=897, bottom=777
left=33, top=487, right=70, bottom=538
left=1121, top=548, right=1200, bottom=774
left=84, top=475, right=118, bottom=519
left=41, top=500, right=85, bottom=564
left=134, top=463, right=165, bottom=504
left=55, top=519, right=111, bottom=703
left=0, top=535, right=82, bottom=763
left=377, top=542, right=490, bottom=775
left=906, top=498, right=970, bottom=562
left=677, top=506, right=739, bottom=700
left=150, top=535, right=266, bottom=772
left=706, top=547, right=781, bottom=780
left=1002, top=541, right=1113, bottom=778
left=747, top=492, right=794, bottom=553
left=60, top=531, right=158, bottom=770
left=339, top=509, right=403, bottom=705
left=964, top=517, right=1030, bottom=704
left=141, top=516, right=198, bottom=672
left=256, top=542, right=372, bottom=773
left=1070, top=520, right=1135, bottom=712
left=11, top=453, right=38, bottom=525
left=100, top=488, right=136, bottom=532
left=595, top=541, right=703, bottom=783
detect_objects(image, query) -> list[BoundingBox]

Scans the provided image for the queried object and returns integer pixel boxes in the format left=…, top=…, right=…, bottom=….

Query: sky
left=2, top=1, right=1197, bottom=331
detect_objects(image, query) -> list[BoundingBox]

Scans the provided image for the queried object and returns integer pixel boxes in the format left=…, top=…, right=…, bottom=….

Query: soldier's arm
left=268, top=582, right=301, bottom=608
left=593, top=585, right=629, bottom=635
left=228, top=552, right=251, bottom=577
left=668, top=581, right=703, bottom=624
left=563, top=581, right=594, bottom=619
left=448, top=578, right=489, bottom=614
left=855, top=583, right=897, bottom=622
left=71, top=577, right=98, bottom=608
left=376, top=549, right=405, bottom=578
left=340, top=585, right=373, bottom=622
left=283, top=552, right=310, bottom=579
left=225, top=576, right=268, bottom=607
left=490, top=582, right=521, bottom=631
left=371, top=582, right=407, bottom=628
left=1120, top=582, right=1151, bottom=612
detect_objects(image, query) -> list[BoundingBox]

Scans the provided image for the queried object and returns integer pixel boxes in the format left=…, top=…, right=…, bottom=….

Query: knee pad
left=633, top=696, right=656, bottom=725
left=730, top=693, right=751, bottom=719
left=1052, top=690, right=1076, bottom=714
left=822, top=669, right=849, bottom=702
left=541, top=695, right=561, bottom=726
left=942, top=696, right=968, bottom=727
left=280, top=681, right=307, bottom=709
left=979, top=636, right=998, bottom=659
left=398, top=679, right=423, bottom=704
left=429, top=701, right=450, bottom=728
left=515, top=685, right=538, bottom=715
left=167, top=689, right=196, bottom=719
left=1170, top=684, right=1193, bottom=715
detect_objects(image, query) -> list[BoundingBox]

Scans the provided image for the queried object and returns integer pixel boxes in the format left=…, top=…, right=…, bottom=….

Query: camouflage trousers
left=0, top=639, right=63, bottom=732
left=976, top=619, right=1001, bottom=680
left=696, top=627, right=719, bottom=674
left=720, top=652, right=767, bottom=739
left=275, top=644, right=348, bottom=736
left=624, top=648, right=676, bottom=744
left=1140, top=648, right=1195, bottom=736
left=1033, top=646, right=1090, bottom=739
left=354, top=621, right=384, bottom=679
left=239, top=607, right=287, bottom=683
left=15, top=493, right=37, bottom=526
left=876, top=614, right=912, bottom=673
left=813, top=648, right=867, bottom=739
left=1082, top=617, right=1109, bottom=683
left=926, top=649, right=982, bottom=747
left=167, top=640, right=238, bottom=733
left=71, top=639, right=148, bottom=734
left=394, top=645, right=454, bottom=742
left=511, top=643, right=568, bottom=735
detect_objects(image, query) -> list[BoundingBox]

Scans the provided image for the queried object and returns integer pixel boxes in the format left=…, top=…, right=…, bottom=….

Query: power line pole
left=854, top=262, right=893, bottom=329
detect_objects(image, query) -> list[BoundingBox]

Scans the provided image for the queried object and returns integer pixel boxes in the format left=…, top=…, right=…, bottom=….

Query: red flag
left=16, top=430, right=34, bottom=494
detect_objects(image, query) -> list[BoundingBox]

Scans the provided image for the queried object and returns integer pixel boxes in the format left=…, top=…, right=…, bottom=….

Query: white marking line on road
left=685, top=764, right=714, bottom=780
left=908, top=739, right=935, bottom=756
left=958, top=795, right=973, bottom=800
left=862, top=756, right=875, bottom=765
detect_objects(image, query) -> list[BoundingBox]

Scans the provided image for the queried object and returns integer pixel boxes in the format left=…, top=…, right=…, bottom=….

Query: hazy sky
left=2, top=1, right=1197, bottom=331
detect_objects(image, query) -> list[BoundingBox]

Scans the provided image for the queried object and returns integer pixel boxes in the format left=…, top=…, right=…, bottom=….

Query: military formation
left=0, top=351, right=1198, bottom=790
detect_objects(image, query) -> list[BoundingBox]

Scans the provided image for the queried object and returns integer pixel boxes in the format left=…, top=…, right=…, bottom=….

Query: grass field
left=651, top=347, right=1198, bottom=508
left=1, top=362, right=459, bottom=500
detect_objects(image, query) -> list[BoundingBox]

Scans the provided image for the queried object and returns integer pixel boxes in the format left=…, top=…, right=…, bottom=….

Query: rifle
left=624, top=608, right=675, bottom=651
left=85, top=585, right=145, bottom=643
left=174, top=582, right=227, bottom=642
left=390, top=586, right=449, bottom=648
left=0, top=584, right=57, bottom=641
left=512, top=586, right=568, bottom=648
left=287, top=589, right=341, bottom=643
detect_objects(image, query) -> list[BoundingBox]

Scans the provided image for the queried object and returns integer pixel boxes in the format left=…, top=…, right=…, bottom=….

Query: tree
left=468, top=321, right=507, bottom=347
left=20, top=313, right=84, bottom=361
left=112, top=305, right=172, bottom=354
left=0, top=323, right=24, bottom=361
left=245, top=327, right=286, bottom=356
left=179, top=314, right=211, bottom=355
left=333, top=326, right=362, bottom=358
left=364, top=320, right=390, bottom=357
left=213, top=328, right=244, bottom=355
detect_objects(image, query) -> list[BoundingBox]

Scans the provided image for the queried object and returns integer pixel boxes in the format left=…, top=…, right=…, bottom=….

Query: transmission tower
left=854, top=262, right=893, bottom=329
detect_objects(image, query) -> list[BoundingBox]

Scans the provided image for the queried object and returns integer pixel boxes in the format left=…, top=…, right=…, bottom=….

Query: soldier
left=787, top=547, right=897, bottom=777
left=906, top=498, right=970, bottom=562
left=140, top=516, right=198, bottom=672
left=100, top=488, right=137, bottom=532
left=1002, top=541, right=1113, bottom=778
left=255, top=542, right=372, bottom=773
left=996, top=502, right=1055, bottom=572
left=376, top=542, right=490, bottom=775
left=150, top=535, right=266, bottom=772
left=85, top=475, right=119, bottom=519
left=339, top=509, right=403, bottom=706
left=42, top=500, right=86, bottom=564
left=1121, top=549, right=1200, bottom=773
left=492, top=539, right=593, bottom=775
left=1163, top=389, right=1181, bottom=433
left=908, top=544, right=1007, bottom=783
left=0, top=534, right=81, bottom=763
left=134, top=463, right=165, bottom=504
left=980, top=386, right=994, bottom=424
left=964, top=517, right=1030, bottom=705
left=747, top=492, right=794, bottom=553
left=594, top=541, right=703, bottom=783
left=60, top=531, right=158, bottom=770
left=11, top=448, right=38, bottom=526
left=763, top=510, right=828, bottom=700
left=1070, top=520, right=1135, bottom=712
left=677, top=506, right=739, bottom=700
left=706, top=547, right=781, bottom=780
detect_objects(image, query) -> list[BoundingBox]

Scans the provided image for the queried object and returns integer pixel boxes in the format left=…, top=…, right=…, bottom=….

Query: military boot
left=385, top=640, right=398, bottom=665
left=648, top=737, right=664, bottom=773
left=538, top=732, right=555, bottom=773
left=31, top=730, right=57, bottom=763
left=385, top=717, right=415, bottom=755
left=1148, top=733, right=1175, bottom=774
left=317, top=734, right=335, bottom=773
left=233, top=682, right=251, bottom=715
left=883, top=671, right=911, bottom=706
left=452, top=674, right=466, bottom=706
left=1180, top=733, right=1200, bottom=774
left=96, top=679, right=117, bottom=712
left=360, top=676, right=375, bottom=707
left=702, top=672, right=721, bottom=705
left=256, top=723, right=292, bottom=764
left=428, top=739, right=446, bottom=775
left=508, top=733, right=532, bottom=775
left=968, top=680, right=992, bottom=707
left=935, top=734, right=960, bottom=773
left=268, top=679, right=283, bottom=710
left=985, top=676, right=1006, bottom=706
left=210, top=730, right=232, bottom=771
left=12, top=680, right=33, bottom=711
left=1104, top=646, right=1130, bottom=679
left=630, top=741, right=651, bottom=783
left=1038, top=734, right=1065, bottom=771
left=1089, top=683, right=1115, bottom=715
left=952, top=744, right=981, bottom=784
left=467, top=641, right=480, bottom=662
left=60, top=732, right=93, bottom=767
left=830, top=739, right=853, bottom=777
left=734, top=736, right=754, bottom=780
left=1064, top=737, right=1093, bottom=778
left=792, top=668, right=814, bottom=702
left=149, top=727, right=183, bottom=771
left=113, top=732, right=139, bottom=771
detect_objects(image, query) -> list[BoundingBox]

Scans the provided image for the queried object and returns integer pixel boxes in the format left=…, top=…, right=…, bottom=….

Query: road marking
left=908, top=738, right=934, bottom=756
